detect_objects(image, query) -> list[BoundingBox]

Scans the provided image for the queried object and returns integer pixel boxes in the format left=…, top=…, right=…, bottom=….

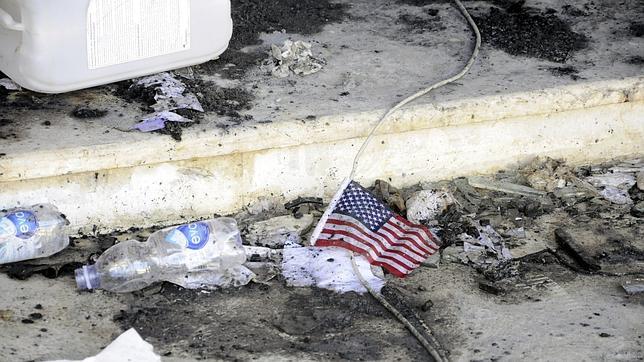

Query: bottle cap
left=75, top=265, right=100, bottom=290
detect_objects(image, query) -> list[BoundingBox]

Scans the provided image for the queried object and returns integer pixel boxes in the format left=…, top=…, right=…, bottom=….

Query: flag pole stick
left=350, top=254, right=446, bottom=361
left=309, top=178, right=351, bottom=245
left=342, top=0, right=481, bottom=360
left=347, top=0, right=481, bottom=181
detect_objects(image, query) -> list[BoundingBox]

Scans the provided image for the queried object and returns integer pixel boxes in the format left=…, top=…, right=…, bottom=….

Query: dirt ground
left=1, top=0, right=642, bottom=152
left=1, top=0, right=642, bottom=360
left=1, top=157, right=642, bottom=361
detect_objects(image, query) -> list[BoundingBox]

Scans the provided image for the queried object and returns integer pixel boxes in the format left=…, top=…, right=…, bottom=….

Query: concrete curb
left=1, top=77, right=641, bottom=182
left=1, top=77, right=642, bottom=232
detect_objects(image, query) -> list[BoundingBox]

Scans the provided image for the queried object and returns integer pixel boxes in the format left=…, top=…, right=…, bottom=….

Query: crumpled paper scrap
left=48, top=328, right=160, bottom=362
left=456, top=221, right=512, bottom=266
left=282, top=246, right=385, bottom=294
left=263, top=40, right=326, bottom=78
left=132, top=111, right=192, bottom=132
left=132, top=72, right=204, bottom=112
left=0, top=78, right=21, bottom=91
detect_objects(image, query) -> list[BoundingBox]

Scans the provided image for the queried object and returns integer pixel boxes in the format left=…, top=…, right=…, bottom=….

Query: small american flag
left=312, top=180, right=440, bottom=277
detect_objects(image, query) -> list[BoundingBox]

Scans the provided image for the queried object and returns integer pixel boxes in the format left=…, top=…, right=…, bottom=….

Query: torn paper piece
left=599, top=186, right=633, bottom=205
left=244, top=245, right=283, bottom=262
left=406, top=189, right=454, bottom=224
left=451, top=221, right=512, bottom=267
left=586, top=173, right=637, bottom=189
left=263, top=40, right=325, bottom=78
left=132, top=111, right=191, bottom=132
left=586, top=173, right=636, bottom=204
left=48, top=328, right=160, bottom=362
left=0, top=78, right=21, bottom=91
left=282, top=246, right=385, bottom=294
left=132, top=72, right=204, bottom=112
left=476, top=224, right=512, bottom=260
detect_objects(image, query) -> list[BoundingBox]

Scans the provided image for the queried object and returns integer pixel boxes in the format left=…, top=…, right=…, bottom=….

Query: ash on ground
left=2, top=157, right=642, bottom=360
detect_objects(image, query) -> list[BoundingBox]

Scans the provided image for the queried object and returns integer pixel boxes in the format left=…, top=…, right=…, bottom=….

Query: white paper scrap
left=48, top=328, right=160, bottom=362
left=282, top=246, right=385, bottom=294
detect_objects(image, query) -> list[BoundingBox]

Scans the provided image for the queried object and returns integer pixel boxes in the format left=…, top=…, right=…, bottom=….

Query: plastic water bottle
left=75, top=218, right=247, bottom=293
left=1, top=0, right=233, bottom=93
left=0, top=204, right=70, bottom=264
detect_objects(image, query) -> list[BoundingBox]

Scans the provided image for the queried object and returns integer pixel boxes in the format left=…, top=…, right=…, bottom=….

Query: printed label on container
left=87, top=0, right=191, bottom=69
left=165, top=222, right=210, bottom=250
left=2, top=211, right=38, bottom=239
left=0, top=212, right=39, bottom=264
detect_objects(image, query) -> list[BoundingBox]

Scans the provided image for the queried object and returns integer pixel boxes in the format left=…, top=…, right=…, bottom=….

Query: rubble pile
left=1, top=157, right=642, bottom=360
left=400, top=157, right=644, bottom=293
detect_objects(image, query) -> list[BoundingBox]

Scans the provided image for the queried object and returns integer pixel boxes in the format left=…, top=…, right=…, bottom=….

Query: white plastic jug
left=0, top=0, right=232, bottom=93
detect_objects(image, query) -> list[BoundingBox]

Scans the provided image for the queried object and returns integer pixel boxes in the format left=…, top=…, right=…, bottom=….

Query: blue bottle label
left=5, top=211, right=38, bottom=239
left=165, top=222, right=210, bottom=250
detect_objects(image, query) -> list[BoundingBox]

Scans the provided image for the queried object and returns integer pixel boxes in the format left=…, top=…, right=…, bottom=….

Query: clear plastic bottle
left=0, top=204, right=70, bottom=264
left=75, top=218, right=247, bottom=293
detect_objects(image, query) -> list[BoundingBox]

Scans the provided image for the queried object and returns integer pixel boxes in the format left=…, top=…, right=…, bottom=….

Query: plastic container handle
left=0, top=7, right=23, bottom=31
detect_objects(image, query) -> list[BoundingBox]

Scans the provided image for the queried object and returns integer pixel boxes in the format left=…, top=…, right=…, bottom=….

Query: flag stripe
left=388, top=217, right=437, bottom=250
left=395, top=215, right=440, bottom=246
left=314, top=238, right=407, bottom=277
left=317, top=235, right=411, bottom=276
left=327, top=216, right=428, bottom=261
left=379, top=224, right=433, bottom=255
left=383, top=221, right=437, bottom=252
left=320, top=228, right=418, bottom=269
left=323, top=222, right=426, bottom=265
left=317, top=232, right=412, bottom=274
left=313, top=180, right=442, bottom=278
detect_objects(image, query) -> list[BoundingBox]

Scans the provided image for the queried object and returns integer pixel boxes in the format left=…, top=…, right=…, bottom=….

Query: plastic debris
left=621, top=279, right=644, bottom=295
left=132, top=72, right=204, bottom=112
left=607, top=160, right=644, bottom=174
left=502, top=227, right=526, bottom=239
left=75, top=218, right=250, bottom=292
left=406, top=189, right=453, bottom=224
left=244, top=214, right=313, bottom=248
left=241, top=245, right=284, bottom=283
left=0, top=78, right=21, bottom=91
left=48, top=328, right=160, bottom=362
left=586, top=173, right=636, bottom=205
left=468, top=176, right=547, bottom=197
left=1, top=204, right=70, bottom=265
left=598, top=186, right=633, bottom=205
left=476, top=223, right=513, bottom=260
left=445, top=221, right=513, bottom=270
left=132, top=111, right=192, bottom=132
left=586, top=173, right=636, bottom=189
left=263, top=40, right=325, bottom=78
left=638, top=171, right=644, bottom=191
left=553, top=186, right=593, bottom=203
left=282, top=246, right=385, bottom=294
left=168, top=265, right=255, bottom=290
left=243, top=245, right=283, bottom=262
left=173, top=66, right=197, bottom=80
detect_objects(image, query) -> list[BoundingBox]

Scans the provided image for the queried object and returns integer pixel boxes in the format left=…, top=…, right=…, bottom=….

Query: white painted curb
left=1, top=77, right=642, bottom=233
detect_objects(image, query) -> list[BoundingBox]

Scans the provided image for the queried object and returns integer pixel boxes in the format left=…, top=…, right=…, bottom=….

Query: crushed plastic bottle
left=75, top=218, right=249, bottom=293
left=0, top=204, right=70, bottom=264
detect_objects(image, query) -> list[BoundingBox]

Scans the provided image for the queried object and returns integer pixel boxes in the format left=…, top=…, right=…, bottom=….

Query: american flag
left=312, top=180, right=440, bottom=277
